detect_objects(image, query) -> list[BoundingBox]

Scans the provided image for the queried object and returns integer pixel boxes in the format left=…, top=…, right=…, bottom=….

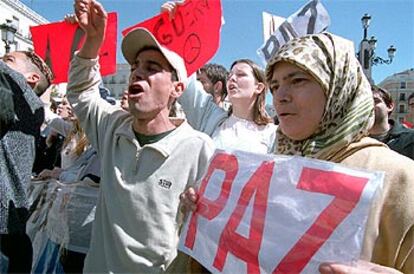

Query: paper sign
left=258, top=0, right=330, bottom=63
left=178, top=150, right=383, bottom=274
left=122, top=0, right=222, bottom=76
left=30, top=13, right=118, bottom=84
left=262, top=12, right=285, bottom=43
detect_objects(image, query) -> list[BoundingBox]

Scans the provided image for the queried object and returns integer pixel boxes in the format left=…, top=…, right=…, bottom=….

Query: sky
left=20, top=0, right=414, bottom=85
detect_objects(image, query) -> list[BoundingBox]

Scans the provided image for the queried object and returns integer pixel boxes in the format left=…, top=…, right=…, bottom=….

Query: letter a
left=213, top=161, right=274, bottom=274
left=185, top=153, right=238, bottom=249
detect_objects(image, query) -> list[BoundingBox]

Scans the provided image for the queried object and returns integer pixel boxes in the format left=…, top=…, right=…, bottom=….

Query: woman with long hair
left=179, top=59, right=277, bottom=153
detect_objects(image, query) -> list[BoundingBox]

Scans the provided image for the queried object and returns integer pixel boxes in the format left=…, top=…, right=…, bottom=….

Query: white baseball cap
left=122, top=27, right=188, bottom=84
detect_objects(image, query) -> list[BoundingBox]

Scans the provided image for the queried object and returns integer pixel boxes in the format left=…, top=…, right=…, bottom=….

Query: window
left=400, top=81, right=407, bottom=89
left=399, top=105, right=405, bottom=113
left=400, top=93, right=406, bottom=101
left=12, top=16, right=19, bottom=32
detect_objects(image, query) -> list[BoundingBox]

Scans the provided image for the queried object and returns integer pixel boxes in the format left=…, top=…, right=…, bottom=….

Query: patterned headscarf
left=265, top=32, right=374, bottom=161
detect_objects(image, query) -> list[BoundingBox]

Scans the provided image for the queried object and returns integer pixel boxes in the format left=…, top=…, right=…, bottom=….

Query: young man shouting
left=68, top=0, right=214, bottom=272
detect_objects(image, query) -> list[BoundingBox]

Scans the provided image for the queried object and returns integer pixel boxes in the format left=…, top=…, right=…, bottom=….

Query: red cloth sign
left=122, top=0, right=222, bottom=76
left=30, top=12, right=118, bottom=84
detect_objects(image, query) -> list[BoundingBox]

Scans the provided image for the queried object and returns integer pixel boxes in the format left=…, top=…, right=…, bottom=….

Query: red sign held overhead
left=30, top=13, right=118, bottom=84
left=122, top=0, right=222, bottom=76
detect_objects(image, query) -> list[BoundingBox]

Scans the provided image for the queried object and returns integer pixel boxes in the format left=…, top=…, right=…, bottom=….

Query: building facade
left=379, top=68, right=414, bottom=122
left=102, top=63, right=130, bottom=99
left=0, top=0, right=48, bottom=56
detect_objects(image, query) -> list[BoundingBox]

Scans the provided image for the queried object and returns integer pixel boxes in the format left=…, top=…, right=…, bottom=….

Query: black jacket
left=385, top=119, right=414, bottom=160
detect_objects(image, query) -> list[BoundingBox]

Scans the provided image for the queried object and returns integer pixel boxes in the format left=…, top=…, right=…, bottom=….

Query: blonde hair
left=63, top=120, right=89, bottom=156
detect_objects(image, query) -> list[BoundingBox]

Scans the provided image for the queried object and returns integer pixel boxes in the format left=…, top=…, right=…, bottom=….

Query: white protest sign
left=258, top=0, right=330, bottom=63
left=178, top=150, right=383, bottom=274
left=262, top=12, right=285, bottom=43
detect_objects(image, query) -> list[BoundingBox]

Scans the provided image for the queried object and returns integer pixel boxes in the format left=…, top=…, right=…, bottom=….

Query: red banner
left=30, top=12, right=118, bottom=84
left=122, top=0, right=222, bottom=76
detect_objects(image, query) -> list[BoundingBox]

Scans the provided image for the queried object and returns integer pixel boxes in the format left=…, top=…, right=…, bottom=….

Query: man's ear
left=213, top=81, right=223, bottom=96
left=25, top=72, right=40, bottom=88
left=171, top=81, right=185, bottom=99
left=388, top=102, right=395, bottom=114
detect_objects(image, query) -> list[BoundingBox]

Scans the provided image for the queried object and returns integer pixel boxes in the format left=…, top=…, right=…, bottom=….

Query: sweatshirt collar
left=115, top=117, right=190, bottom=157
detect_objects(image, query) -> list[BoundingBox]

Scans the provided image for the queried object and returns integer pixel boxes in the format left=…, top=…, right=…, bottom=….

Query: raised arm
left=67, top=0, right=122, bottom=151
left=75, top=0, right=107, bottom=59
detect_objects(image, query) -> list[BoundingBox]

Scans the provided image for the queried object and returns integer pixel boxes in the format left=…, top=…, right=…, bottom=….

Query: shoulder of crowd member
left=0, top=69, right=15, bottom=137
left=0, top=61, right=44, bottom=136
left=344, top=145, right=414, bottom=272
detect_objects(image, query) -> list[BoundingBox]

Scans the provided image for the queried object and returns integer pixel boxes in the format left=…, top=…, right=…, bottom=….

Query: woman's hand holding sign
left=180, top=187, right=199, bottom=214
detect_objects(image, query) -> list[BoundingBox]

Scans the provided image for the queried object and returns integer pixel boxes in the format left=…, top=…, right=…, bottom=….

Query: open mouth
left=228, top=84, right=237, bottom=90
left=128, top=84, right=144, bottom=96
left=278, top=113, right=293, bottom=118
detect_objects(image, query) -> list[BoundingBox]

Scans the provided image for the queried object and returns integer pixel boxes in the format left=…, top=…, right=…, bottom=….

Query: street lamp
left=357, top=14, right=396, bottom=83
left=0, top=19, right=17, bottom=54
left=361, top=13, right=371, bottom=40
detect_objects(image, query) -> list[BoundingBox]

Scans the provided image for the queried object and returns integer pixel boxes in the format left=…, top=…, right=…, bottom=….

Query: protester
left=181, top=32, right=414, bottom=273
left=268, top=32, right=414, bottom=273
left=66, top=1, right=214, bottom=273
left=120, top=89, right=129, bottom=111
left=29, top=144, right=100, bottom=274
left=197, top=63, right=228, bottom=108
left=30, top=89, right=114, bottom=274
left=403, top=92, right=414, bottom=128
left=162, top=2, right=276, bottom=154
left=34, top=97, right=88, bottom=185
left=369, top=85, right=414, bottom=160
left=0, top=51, right=53, bottom=273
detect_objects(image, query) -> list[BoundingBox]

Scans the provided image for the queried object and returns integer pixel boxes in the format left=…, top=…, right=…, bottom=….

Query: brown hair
left=229, top=59, right=272, bottom=125
left=408, top=92, right=414, bottom=104
left=198, top=63, right=228, bottom=101
left=19, top=51, right=54, bottom=96
left=372, top=85, right=393, bottom=114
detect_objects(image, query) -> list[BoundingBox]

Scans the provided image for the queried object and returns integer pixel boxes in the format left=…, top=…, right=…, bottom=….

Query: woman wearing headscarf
left=181, top=32, right=413, bottom=273
left=264, top=32, right=413, bottom=273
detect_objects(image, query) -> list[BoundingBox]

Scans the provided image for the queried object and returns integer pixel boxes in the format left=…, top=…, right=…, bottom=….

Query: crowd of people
left=1, top=0, right=413, bottom=273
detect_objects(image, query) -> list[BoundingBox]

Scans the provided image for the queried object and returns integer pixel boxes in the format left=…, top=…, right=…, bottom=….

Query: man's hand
left=160, top=0, right=185, bottom=21
left=74, top=0, right=107, bottom=59
left=64, top=13, right=79, bottom=25
left=319, top=261, right=403, bottom=274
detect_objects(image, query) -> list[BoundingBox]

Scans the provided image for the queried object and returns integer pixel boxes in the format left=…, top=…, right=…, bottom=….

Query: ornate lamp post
left=0, top=19, right=17, bottom=54
left=357, top=14, right=396, bottom=83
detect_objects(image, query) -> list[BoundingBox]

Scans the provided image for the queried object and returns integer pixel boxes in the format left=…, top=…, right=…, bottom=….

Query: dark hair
left=229, top=59, right=272, bottom=126
left=20, top=51, right=54, bottom=96
left=372, top=85, right=393, bottom=114
left=408, top=92, right=414, bottom=104
left=372, top=85, right=393, bottom=106
left=135, top=46, right=178, bottom=81
left=199, top=63, right=228, bottom=101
